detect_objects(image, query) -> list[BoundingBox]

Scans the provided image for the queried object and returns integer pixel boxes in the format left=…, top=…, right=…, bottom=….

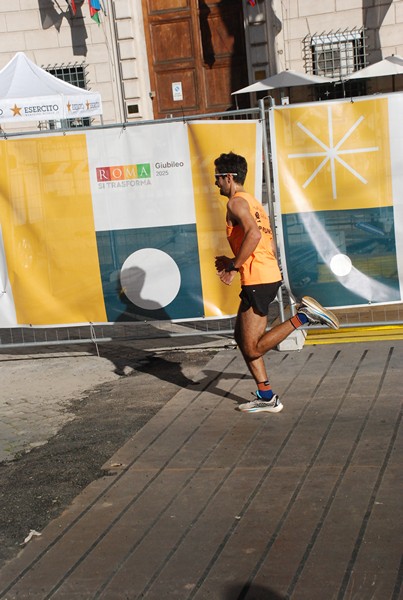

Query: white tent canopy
left=346, top=55, right=403, bottom=80
left=0, top=52, right=102, bottom=124
left=232, top=70, right=334, bottom=95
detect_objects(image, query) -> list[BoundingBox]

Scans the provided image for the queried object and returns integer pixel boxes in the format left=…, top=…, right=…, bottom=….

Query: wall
left=0, top=0, right=154, bottom=131
left=244, top=0, right=403, bottom=81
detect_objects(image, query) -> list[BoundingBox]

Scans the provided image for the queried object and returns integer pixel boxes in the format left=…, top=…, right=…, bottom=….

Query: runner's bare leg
left=234, top=305, right=295, bottom=383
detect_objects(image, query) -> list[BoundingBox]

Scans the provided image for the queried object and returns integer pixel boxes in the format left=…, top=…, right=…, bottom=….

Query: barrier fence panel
left=0, top=108, right=266, bottom=349
left=268, top=92, right=403, bottom=331
left=1, top=98, right=403, bottom=350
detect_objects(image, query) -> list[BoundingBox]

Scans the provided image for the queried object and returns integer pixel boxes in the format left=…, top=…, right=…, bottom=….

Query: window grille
left=40, top=63, right=91, bottom=129
left=48, top=64, right=87, bottom=89
left=303, top=27, right=368, bottom=100
left=303, top=27, right=368, bottom=79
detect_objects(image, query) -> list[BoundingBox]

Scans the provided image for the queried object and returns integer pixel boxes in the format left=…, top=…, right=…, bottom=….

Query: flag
left=88, top=0, right=101, bottom=24
left=67, top=0, right=77, bottom=15
left=248, top=0, right=256, bottom=6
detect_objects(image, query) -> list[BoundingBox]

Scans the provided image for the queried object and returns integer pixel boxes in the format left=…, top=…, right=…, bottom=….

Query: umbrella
left=233, top=80, right=272, bottom=95
left=232, top=70, right=334, bottom=95
left=346, top=55, right=403, bottom=80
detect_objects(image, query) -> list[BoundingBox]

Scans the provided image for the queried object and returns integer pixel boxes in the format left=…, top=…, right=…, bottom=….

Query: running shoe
left=238, top=393, right=283, bottom=413
left=298, top=296, right=340, bottom=330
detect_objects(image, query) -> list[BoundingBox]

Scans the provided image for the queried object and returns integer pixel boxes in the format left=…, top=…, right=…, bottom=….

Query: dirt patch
left=0, top=341, right=225, bottom=568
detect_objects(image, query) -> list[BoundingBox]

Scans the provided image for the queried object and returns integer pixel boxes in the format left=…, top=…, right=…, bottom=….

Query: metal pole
left=258, top=98, right=274, bottom=225
left=258, top=97, right=285, bottom=322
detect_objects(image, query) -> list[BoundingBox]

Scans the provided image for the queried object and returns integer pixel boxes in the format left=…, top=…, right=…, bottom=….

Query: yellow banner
left=0, top=121, right=262, bottom=326
left=187, top=121, right=260, bottom=317
left=0, top=135, right=106, bottom=325
left=273, top=98, right=392, bottom=214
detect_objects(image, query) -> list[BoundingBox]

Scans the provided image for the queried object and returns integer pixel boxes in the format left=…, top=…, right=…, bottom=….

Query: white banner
left=86, top=123, right=195, bottom=232
left=0, top=225, right=17, bottom=326
left=0, top=93, right=102, bottom=123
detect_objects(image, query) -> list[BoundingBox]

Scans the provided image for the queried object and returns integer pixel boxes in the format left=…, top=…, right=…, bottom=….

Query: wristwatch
left=225, top=260, right=239, bottom=273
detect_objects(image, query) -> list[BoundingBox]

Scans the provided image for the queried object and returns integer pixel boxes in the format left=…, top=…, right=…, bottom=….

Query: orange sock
left=290, top=314, right=305, bottom=329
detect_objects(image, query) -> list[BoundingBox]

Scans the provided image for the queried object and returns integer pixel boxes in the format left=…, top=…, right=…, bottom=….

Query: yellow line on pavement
left=305, top=325, right=403, bottom=345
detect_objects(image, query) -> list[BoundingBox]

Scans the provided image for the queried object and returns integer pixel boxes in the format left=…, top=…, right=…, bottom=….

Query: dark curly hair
left=214, top=152, right=248, bottom=185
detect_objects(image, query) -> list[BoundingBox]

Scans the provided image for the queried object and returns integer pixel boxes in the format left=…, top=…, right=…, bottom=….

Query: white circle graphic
left=330, top=253, right=352, bottom=277
left=120, top=248, right=181, bottom=310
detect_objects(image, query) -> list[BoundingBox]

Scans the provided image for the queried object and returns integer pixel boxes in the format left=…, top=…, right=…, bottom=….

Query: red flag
left=248, top=0, right=256, bottom=6
left=67, top=0, right=77, bottom=15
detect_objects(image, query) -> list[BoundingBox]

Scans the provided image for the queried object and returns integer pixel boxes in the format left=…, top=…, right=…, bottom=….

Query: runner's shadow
left=223, top=582, right=285, bottom=599
left=109, top=350, right=197, bottom=387
left=190, top=368, right=253, bottom=406
left=99, top=349, right=247, bottom=405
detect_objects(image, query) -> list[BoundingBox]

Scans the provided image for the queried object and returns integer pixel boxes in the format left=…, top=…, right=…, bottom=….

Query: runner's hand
left=215, top=255, right=232, bottom=272
left=216, top=269, right=237, bottom=286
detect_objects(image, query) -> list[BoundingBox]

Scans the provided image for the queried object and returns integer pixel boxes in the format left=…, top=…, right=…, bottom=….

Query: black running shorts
left=239, top=281, right=282, bottom=316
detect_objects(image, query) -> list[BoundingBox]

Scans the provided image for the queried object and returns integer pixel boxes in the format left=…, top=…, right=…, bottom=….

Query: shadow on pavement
left=223, top=582, right=285, bottom=599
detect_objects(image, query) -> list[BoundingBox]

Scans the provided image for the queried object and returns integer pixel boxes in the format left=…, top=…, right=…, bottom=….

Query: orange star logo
left=11, top=104, right=22, bottom=116
left=67, top=102, right=72, bottom=112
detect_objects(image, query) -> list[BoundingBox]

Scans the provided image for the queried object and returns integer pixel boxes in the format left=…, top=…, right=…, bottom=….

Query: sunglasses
left=214, top=172, right=237, bottom=180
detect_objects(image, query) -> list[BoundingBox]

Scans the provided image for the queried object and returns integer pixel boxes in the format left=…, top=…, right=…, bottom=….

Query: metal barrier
left=1, top=104, right=402, bottom=350
left=0, top=107, right=261, bottom=139
left=0, top=108, right=262, bottom=350
left=0, top=319, right=237, bottom=350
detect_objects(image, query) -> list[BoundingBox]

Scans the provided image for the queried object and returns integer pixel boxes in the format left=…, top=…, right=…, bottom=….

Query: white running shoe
left=298, top=296, right=340, bottom=330
left=238, top=393, right=283, bottom=413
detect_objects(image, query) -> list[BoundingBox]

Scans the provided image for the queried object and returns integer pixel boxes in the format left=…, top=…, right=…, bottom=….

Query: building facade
left=244, top=0, right=403, bottom=101
left=0, top=1, right=402, bottom=133
left=0, top=0, right=250, bottom=132
left=0, top=0, right=154, bottom=130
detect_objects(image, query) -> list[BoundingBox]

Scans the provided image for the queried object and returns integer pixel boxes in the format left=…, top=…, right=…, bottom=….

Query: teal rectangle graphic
left=97, top=224, right=204, bottom=321
left=282, top=207, right=400, bottom=307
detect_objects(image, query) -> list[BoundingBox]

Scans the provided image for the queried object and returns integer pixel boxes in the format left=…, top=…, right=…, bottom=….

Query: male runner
left=214, top=152, right=339, bottom=413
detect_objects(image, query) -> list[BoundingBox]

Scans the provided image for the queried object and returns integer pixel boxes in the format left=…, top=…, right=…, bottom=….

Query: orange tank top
left=226, top=192, right=282, bottom=286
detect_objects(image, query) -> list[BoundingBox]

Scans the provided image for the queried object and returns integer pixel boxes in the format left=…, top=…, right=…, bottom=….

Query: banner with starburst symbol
left=270, top=94, right=403, bottom=308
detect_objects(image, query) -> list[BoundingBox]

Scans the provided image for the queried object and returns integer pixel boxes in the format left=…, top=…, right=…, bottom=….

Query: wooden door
left=141, top=0, right=249, bottom=119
